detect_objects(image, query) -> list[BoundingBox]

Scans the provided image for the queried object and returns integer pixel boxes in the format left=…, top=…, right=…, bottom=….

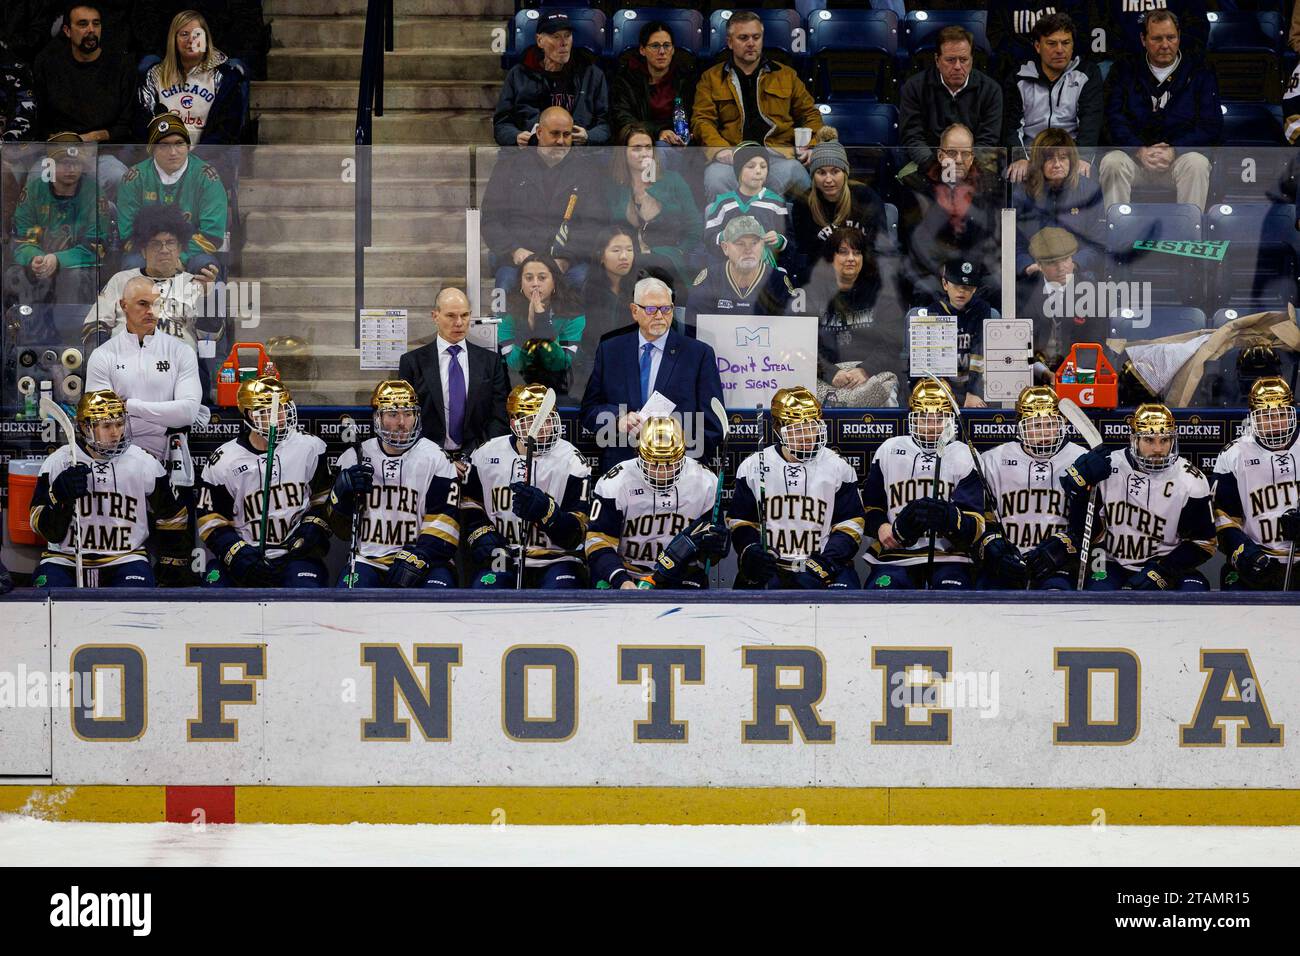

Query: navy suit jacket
left=580, top=327, right=725, bottom=474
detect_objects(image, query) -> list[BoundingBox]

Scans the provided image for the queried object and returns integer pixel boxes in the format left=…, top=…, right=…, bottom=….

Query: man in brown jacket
left=691, top=11, right=822, bottom=200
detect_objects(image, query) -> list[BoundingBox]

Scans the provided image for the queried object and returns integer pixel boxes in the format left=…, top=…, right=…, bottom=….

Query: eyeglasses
left=644, top=42, right=673, bottom=51
left=636, top=304, right=674, bottom=317
left=146, top=238, right=179, bottom=251
left=937, top=148, right=974, bottom=160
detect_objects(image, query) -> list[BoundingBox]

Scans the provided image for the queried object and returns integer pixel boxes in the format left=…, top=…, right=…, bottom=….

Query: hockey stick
left=346, top=424, right=365, bottom=589
left=925, top=374, right=1007, bottom=532
left=40, top=395, right=82, bottom=589
left=1058, top=398, right=1105, bottom=591
left=257, top=391, right=281, bottom=560
left=704, top=397, right=729, bottom=585
left=757, top=402, right=771, bottom=556
left=923, top=423, right=952, bottom=591
left=517, top=387, right=556, bottom=590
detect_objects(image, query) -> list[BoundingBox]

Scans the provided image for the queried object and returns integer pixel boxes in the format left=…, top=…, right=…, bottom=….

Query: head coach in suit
left=580, top=276, right=725, bottom=475
left=398, top=288, right=511, bottom=476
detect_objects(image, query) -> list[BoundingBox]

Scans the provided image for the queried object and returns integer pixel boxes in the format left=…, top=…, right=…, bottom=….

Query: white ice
left=3, top=816, right=1297, bottom=866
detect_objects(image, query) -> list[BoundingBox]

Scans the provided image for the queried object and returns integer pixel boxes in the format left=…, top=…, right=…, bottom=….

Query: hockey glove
left=980, top=534, right=1029, bottom=589
left=1061, top=450, right=1110, bottom=496
left=691, top=520, right=731, bottom=561
left=793, top=552, right=835, bottom=589
left=738, top=542, right=779, bottom=586
left=1024, top=531, right=1078, bottom=583
left=284, top=519, right=330, bottom=558
left=388, top=548, right=434, bottom=589
left=1278, top=508, right=1300, bottom=544
left=467, top=525, right=512, bottom=569
left=330, top=464, right=373, bottom=510
left=50, top=463, right=92, bottom=506
left=651, top=529, right=700, bottom=584
left=1232, top=542, right=1283, bottom=590
left=224, top=540, right=283, bottom=588
left=155, top=555, right=196, bottom=588
left=1125, top=560, right=1172, bottom=591
left=509, top=482, right=556, bottom=524
left=892, top=499, right=930, bottom=544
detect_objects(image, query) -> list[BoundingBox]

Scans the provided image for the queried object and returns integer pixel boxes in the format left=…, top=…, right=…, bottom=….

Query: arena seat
left=806, top=8, right=899, bottom=102
left=609, top=9, right=706, bottom=59
left=1206, top=12, right=1284, bottom=103
left=1105, top=202, right=1204, bottom=307
left=1203, top=201, right=1299, bottom=311
left=902, top=11, right=990, bottom=74
left=707, top=9, right=803, bottom=59
left=815, top=102, right=899, bottom=147
left=504, top=7, right=608, bottom=69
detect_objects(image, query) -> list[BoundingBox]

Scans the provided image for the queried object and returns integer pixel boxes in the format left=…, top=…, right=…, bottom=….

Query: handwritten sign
left=694, top=314, right=818, bottom=408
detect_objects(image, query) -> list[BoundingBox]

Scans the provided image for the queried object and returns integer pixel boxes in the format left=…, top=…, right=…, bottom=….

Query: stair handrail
left=353, top=0, right=394, bottom=345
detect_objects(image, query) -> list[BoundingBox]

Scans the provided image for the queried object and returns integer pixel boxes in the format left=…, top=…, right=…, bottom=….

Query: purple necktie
left=447, top=344, right=466, bottom=447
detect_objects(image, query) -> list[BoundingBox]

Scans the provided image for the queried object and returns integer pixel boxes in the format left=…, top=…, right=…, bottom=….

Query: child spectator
left=703, top=141, right=791, bottom=268
left=928, top=256, right=994, bottom=407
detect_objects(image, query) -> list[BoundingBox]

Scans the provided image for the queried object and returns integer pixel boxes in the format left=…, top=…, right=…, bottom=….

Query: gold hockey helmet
left=1127, top=403, right=1177, bottom=473
left=236, top=375, right=297, bottom=437
left=506, top=383, right=560, bottom=454
left=1015, top=385, right=1066, bottom=460
left=638, top=416, right=686, bottom=491
left=907, top=379, right=955, bottom=453
left=771, top=386, right=826, bottom=462
left=1247, top=376, right=1296, bottom=451
left=370, top=379, right=421, bottom=450
left=76, top=389, right=130, bottom=458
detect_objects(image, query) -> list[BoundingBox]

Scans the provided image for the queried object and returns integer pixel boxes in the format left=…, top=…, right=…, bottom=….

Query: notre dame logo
left=156, top=360, right=171, bottom=373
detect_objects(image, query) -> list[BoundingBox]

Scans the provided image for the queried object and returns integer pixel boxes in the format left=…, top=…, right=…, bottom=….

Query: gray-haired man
left=688, top=214, right=797, bottom=321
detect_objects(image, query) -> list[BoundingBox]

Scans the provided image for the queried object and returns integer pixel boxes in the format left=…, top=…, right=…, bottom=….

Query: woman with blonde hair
left=1012, top=128, right=1104, bottom=276
left=789, top=126, right=885, bottom=286
left=140, top=10, right=248, bottom=145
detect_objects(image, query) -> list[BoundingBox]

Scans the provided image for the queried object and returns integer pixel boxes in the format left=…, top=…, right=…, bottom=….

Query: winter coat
left=690, top=54, right=821, bottom=161
left=1104, top=53, right=1222, bottom=149
left=899, top=65, right=1003, bottom=169
left=493, top=45, right=610, bottom=146
left=605, top=168, right=702, bottom=281
left=1003, top=56, right=1104, bottom=160
left=789, top=181, right=886, bottom=286
left=480, top=146, right=600, bottom=263
left=609, top=48, right=697, bottom=142
left=1012, top=174, right=1106, bottom=275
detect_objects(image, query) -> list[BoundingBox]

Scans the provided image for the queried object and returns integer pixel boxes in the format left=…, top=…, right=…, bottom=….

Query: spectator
left=687, top=214, right=796, bottom=320
left=898, top=123, right=1001, bottom=306
left=789, top=130, right=886, bottom=287
left=606, top=123, right=701, bottom=288
left=4, top=133, right=103, bottom=310
left=493, top=11, right=609, bottom=147
left=609, top=20, right=697, bottom=156
left=808, top=227, right=904, bottom=408
left=928, top=256, right=995, bottom=407
left=31, top=4, right=136, bottom=191
left=691, top=11, right=821, bottom=199
left=899, top=25, right=1003, bottom=171
left=1016, top=226, right=1107, bottom=372
left=116, top=112, right=226, bottom=275
left=139, top=10, right=247, bottom=146
left=481, top=106, right=596, bottom=293
left=581, top=225, right=640, bottom=345
left=1105, top=0, right=1206, bottom=60
left=81, top=202, right=221, bottom=348
left=580, top=275, right=724, bottom=474
left=1012, top=129, right=1105, bottom=278
left=133, top=2, right=269, bottom=79
left=496, top=253, right=587, bottom=398
left=703, top=140, right=792, bottom=269
left=398, top=287, right=511, bottom=474
left=1099, top=10, right=1220, bottom=212
left=1003, top=12, right=1103, bottom=180
left=0, top=39, right=37, bottom=141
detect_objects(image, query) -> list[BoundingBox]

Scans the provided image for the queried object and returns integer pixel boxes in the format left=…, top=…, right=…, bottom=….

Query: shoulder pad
left=693, top=268, right=708, bottom=286
left=122, top=167, right=139, bottom=182
left=202, top=164, right=221, bottom=182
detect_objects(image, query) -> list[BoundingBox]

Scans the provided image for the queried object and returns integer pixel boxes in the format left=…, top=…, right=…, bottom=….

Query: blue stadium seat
left=1203, top=202, right=1299, bottom=311
left=1211, top=307, right=1248, bottom=328
left=806, top=9, right=899, bottom=102
left=707, top=9, right=803, bottom=58
left=1120, top=306, right=1207, bottom=339
left=1106, top=202, right=1204, bottom=307
left=1206, top=12, right=1283, bottom=103
left=816, top=102, right=899, bottom=147
left=505, top=8, right=607, bottom=69
left=903, top=11, right=990, bottom=74
left=610, top=9, right=705, bottom=59
left=1220, top=103, right=1285, bottom=148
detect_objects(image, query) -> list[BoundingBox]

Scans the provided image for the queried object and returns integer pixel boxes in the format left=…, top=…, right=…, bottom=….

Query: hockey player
left=586, top=416, right=729, bottom=589
left=29, top=390, right=191, bottom=588
left=977, top=385, right=1089, bottom=589
left=196, top=376, right=332, bottom=587
left=728, top=386, right=865, bottom=589
left=862, top=380, right=986, bottom=589
left=1212, top=377, right=1300, bottom=590
left=462, top=383, right=591, bottom=588
left=1062, top=403, right=1215, bottom=590
left=328, top=380, right=462, bottom=588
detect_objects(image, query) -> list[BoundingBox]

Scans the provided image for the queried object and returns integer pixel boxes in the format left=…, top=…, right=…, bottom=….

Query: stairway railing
left=353, top=0, right=395, bottom=346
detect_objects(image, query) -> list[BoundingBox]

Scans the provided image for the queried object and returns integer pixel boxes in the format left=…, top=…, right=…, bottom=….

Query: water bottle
left=672, top=97, right=689, bottom=145
left=1060, top=359, right=1077, bottom=384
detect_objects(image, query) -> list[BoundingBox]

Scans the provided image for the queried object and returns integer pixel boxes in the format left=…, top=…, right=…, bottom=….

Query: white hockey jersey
left=463, top=435, right=591, bottom=565
left=729, top=444, right=865, bottom=566
left=336, top=437, right=461, bottom=568
left=1096, top=450, right=1216, bottom=571
left=862, top=435, right=986, bottom=565
left=33, top=444, right=184, bottom=568
left=1212, top=434, right=1300, bottom=558
left=586, top=456, right=718, bottom=582
left=197, top=429, right=331, bottom=561
left=981, top=440, right=1088, bottom=550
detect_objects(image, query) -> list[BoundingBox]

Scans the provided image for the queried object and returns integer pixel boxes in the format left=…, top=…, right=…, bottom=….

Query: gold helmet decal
left=506, top=383, right=560, bottom=453
left=909, top=379, right=951, bottom=414
left=507, top=383, right=550, bottom=418
left=236, top=375, right=297, bottom=437
left=1127, top=403, right=1177, bottom=472
left=771, top=386, right=826, bottom=462
left=76, top=389, right=131, bottom=458
left=1015, top=385, right=1066, bottom=460
left=1247, top=376, right=1297, bottom=451
left=907, top=379, right=955, bottom=453
left=638, top=417, right=686, bottom=491
left=370, top=379, right=421, bottom=451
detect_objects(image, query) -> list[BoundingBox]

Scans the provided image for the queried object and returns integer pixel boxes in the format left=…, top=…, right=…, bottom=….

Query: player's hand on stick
left=738, top=542, right=778, bottom=585
left=224, top=540, right=282, bottom=587
left=981, top=535, right=1029, bottom=588
left=793, top=553, right=834, bottom=589
left=1062, top=449, right=1110, bottom=495
left=50, top=463, right=91, bottom=506
left=388, top=548, right=433, bottom=588
left=1278, top=508, right=1300, bottom=543
left=509, top=482, right=555, bottom=524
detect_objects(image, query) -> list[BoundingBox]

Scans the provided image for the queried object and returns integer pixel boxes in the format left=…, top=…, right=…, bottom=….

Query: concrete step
left=243, top=144, right=494, bottom=180
left=256, top=308, right=438, bottom=348
left=267, top=49, right=499, bottom=82
left=239, top=242, right=464, bottom=278
left=243, top=209, right=463, bottom=244
left=269, top=16, right=501, bottom=49
left=255, top=276, right=462, bottom=311
left=254, top=109, right=491, bottom=145
left=238, top=177, right=471, bottom=209
left=265, top=0, right=511, bottom=16
left=251, top=80, right=497, bottom=112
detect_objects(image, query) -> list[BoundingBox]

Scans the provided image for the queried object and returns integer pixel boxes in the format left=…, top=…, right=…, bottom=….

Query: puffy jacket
left=1104, top=53, right=1222, bottom=149
left=1003, top=56, right=1103, bottom=160
left=690, top=55, right=821, bottom=161
left=899, top=65, right=1003, bottom=169
left=609, top=48, right=697, bottom=142
left=493, top=45, right=610, bottom=146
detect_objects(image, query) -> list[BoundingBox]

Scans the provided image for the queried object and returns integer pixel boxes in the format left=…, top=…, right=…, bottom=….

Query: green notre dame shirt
left=116, top=156, right=228, bottom=266
left=11, top=178, right=105, bottom=269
